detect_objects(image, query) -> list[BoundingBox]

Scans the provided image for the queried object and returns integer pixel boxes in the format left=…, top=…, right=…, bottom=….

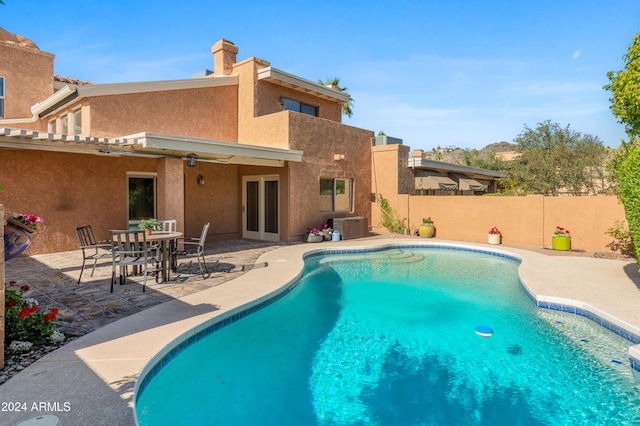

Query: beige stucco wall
left=372, top=144, right=413, bottom=196
left=184, top=162, right=242, bottom=241
left=288, top=113, right=373, bottom=238
left=371, top=194, right=627, bottom=252
left=45, top=86, right=239, bottom=140
left=0, top=43, right=54, bottom=120
left=0, top=149, right=246, bottom=254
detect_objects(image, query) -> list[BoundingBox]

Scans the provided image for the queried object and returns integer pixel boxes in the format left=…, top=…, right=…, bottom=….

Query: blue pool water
left=135, top=247, right=640, bottom=425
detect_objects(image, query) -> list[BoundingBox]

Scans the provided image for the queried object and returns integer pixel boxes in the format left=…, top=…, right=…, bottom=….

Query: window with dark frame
left=283, top=97, right=318, bottom=117
left=319, top=178, right=353, bottom=212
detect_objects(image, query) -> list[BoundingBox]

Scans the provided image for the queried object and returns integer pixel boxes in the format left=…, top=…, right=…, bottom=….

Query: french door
left=242, top=175, right=279, bottom=241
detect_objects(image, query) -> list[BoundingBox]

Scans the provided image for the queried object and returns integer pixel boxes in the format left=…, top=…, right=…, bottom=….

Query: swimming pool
left=135, top=246, right=640, bottom=425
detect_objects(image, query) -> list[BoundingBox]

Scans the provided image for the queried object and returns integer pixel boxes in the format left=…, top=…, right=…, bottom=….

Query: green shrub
left=379, top=196, right=406, bottom=234
left=605, top=220, right=635, bottom=257
left=4, top=282, right=59, bottom=345
left=618, top=145, right=640, bottom=261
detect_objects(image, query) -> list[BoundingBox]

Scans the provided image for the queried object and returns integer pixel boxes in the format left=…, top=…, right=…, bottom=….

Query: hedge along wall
left=371, top=194, right=627, bottom=252
left=619, top=145, right=640, bottom=260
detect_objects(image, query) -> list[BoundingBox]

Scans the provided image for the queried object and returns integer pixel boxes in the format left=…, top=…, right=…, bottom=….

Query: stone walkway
left=3, top=239, right=294, bottom=352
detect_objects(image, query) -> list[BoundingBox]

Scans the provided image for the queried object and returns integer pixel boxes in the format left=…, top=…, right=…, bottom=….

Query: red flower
left=20, top=285, right=30, bottom=292
left=6, top=300, right=17, bottom=307
left=18, top=307, right=32, bottom=318
left=44, top=308, right=59, bottom=323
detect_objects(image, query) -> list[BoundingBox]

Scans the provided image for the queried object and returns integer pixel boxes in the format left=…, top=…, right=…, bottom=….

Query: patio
left=1, top=239, right=294, bottom=383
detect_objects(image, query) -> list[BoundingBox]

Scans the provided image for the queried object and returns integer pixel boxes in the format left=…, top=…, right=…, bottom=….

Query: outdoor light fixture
left=186, top=153, right=199, bottom=167
left=197, top=174, right=205, bottom=186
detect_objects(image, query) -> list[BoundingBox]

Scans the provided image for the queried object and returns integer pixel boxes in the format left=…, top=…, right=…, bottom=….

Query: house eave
left=30, top=76, right=239, bottom=118
left=408, top=158, right=506, bottom=179
left=0, top=127, right=303, bottom=167
left=257, top=67, right=350, bottom=103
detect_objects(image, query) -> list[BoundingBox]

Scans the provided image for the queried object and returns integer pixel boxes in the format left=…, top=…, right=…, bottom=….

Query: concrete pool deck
left=1, top=236, right=640, bottom=425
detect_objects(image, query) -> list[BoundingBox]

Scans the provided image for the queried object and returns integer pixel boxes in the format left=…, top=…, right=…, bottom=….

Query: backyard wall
left=371, top=194, right=627, bottom=253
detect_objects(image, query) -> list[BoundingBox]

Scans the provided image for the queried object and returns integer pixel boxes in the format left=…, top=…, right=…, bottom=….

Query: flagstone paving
left=2, top=239, right=295, bottom=379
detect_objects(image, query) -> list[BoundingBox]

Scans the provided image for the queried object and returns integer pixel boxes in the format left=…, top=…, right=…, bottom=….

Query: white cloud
left=573, top=50, right=582, bottom=60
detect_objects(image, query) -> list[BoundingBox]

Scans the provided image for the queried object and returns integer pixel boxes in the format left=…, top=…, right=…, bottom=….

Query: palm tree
left=317, top=77, right=354, bottom=118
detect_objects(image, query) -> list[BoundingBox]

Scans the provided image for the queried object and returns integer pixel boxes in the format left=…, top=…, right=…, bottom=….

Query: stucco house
left=0, top=28, right=373, bottom=254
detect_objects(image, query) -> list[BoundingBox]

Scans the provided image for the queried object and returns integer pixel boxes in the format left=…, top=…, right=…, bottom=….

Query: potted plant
left=320, top=224, right=333, bottom=241
left=488, top=227, right=501, bottom=245
left=138, top=218, right=161, bottom=235
left=418, top=217, right=435, bottom=238
left=552, top=226, right=571, bottom=251
left=304, top=227, right=324, bottom=243
left=4, top=212, right=44, bottom=261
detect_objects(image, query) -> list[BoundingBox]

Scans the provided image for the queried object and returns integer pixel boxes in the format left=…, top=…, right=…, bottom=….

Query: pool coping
left=2, top=237, right=640, bottom=426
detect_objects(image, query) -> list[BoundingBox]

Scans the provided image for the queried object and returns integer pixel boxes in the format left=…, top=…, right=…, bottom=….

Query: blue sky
left=1, top=0, right=638, bottom=150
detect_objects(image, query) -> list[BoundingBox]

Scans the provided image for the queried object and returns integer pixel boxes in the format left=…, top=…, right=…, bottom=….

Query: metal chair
left=176, top=223, right=210, bottom=278
left=75, top=225, right=112, bottom=284
left=110, top=230, right=160, bottom=293
left=158, top=219, right=178, bottom=273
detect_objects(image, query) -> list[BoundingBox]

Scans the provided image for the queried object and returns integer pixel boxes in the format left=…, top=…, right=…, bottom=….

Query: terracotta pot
left=145, top=229, right=152, bottom=235
left=4, top=218, right=35, bottom=261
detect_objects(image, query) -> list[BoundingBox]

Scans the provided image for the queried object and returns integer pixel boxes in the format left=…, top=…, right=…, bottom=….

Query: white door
left=242, top=175, right=280, bottom=241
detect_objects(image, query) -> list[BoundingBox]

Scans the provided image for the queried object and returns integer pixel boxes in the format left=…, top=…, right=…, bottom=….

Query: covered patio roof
left=0, top=127, right=302, bottom=167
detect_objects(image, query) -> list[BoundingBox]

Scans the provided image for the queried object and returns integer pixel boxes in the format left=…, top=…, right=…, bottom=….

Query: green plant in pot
left=138, top=218, right=161, bottom=234
left=418, top=217, right=435, bottom=238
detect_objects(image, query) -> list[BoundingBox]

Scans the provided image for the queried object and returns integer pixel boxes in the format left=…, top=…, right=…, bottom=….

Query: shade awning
left=455, top=174, right=486, bottom=191
left=415, top=174, right=458, bottom=190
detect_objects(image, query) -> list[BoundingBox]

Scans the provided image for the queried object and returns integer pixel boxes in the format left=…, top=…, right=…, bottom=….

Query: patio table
left=145, top=231, right=182, bottom=282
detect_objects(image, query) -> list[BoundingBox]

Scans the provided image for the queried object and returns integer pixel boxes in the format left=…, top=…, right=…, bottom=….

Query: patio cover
left=415, top=172, right=458, bottom=190
left=0, top=128, right=302, bottom=167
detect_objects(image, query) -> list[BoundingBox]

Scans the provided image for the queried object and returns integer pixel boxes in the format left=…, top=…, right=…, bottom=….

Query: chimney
left=211, top=39, right=238, bottom=76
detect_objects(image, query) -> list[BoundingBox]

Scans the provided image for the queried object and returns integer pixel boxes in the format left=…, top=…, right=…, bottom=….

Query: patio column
left=157, top=158, right=185, bottom=233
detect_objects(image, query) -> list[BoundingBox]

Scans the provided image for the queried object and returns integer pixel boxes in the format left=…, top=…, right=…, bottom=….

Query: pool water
left=135, top=248, right=640, bottom=425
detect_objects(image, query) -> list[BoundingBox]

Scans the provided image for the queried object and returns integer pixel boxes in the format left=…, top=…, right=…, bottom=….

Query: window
left=283, top=98, right=318, bottom=117
left=48, top=119, right=57, bottom=134
left=319, top=178, right=353, bottom=212
left=0, top=77, right=4, bottom=118
left=60, top=114, right=69, bottom=135
left=72, top=109, right=82, bottom=135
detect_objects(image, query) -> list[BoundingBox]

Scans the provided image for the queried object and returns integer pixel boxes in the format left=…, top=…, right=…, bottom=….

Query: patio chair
left=75, top=224, right=112, bottom=284
left=110, top=230, right=160, bottom=293
left=158, top=219, right=178, bottom=273
left=176, top=223, right=210, bottom=278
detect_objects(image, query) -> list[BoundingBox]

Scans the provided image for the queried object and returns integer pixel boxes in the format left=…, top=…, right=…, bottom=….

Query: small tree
left=508, top=120, right=606, bottom=195
left=604, top=33, right=640, bottom=193
left=604, top=33, right=640, bottom=141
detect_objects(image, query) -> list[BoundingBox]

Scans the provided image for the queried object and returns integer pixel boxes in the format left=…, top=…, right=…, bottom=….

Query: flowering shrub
left=553, top=226, right=571, bottom=237
left=4, top=282, right=60, bottom=345
left=421, top=217, right=434, bottom=226
left=489, top=227, right=501, bottom=235
left=306, top=227, right=323, bottom=236
left=7, top=213, right=44, bottom=231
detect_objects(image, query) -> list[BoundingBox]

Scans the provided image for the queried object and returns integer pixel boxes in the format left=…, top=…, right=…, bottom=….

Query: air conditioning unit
left=332, top=216, right=369, bottom=240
